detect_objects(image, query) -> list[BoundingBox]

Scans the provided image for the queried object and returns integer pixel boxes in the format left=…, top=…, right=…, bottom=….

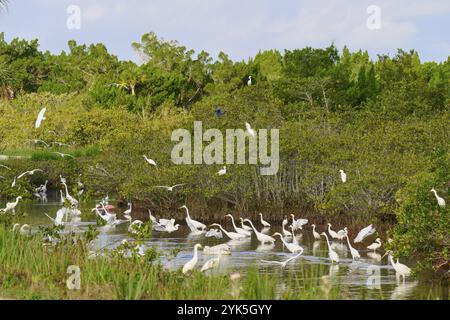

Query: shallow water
left=15, top=196, right=448, bottom=300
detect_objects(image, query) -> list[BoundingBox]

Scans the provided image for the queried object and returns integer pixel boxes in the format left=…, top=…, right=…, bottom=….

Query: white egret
left=162, top=219, right=180, bottom=233
left=225, top=214, right=251, bottom=236
left=354, top=224, right=376, bottom=243
left=201, top=254, right=221, bottom=272
left=383, top=251, right=411, bottom=283
left=0, top=164, right=11, bottom=170
left=291, top=214, right=308, bottom=230
left=243, top=219, right=275, bottom=244
left=62, top=182, right=78, bottom=207
left=35, top=107, right=46, bottom=128
left=25, top=139, right=49, bottom=147
left=182, top=243, right=202, bottom=274
left=52, top=152, right=75, bottom=159
left=44, top=209, right=65, bottom=226
left=260, top=252, right=302, bottom=268
left=210, top=223, right=247, bottom=240
left=345, top=235, right=360, bottom=260
left=245, top=122, right=256, bottom=137
left=60, top=190, right=65, bottom=204
left=367, top=238, right=382, bottom=252
left=321, top=232, right=339, bottom=263
left=155, top=184, right=185, bottom=192
left=281, top=218, right=292, bottom=237
left=203, top=244, right=231, bottom=255
left=290, top=225, right=300, bottom=245
left=0, top=196, right=22, bottom=214
left=259, top=213, right=271, bottom=228
left=17, top=169, right=43, bottom=180
left=247, top=76, right=252, bottom=86
left=11, top=176, right=16, bottom=188
left=239, top=217, right=252, bottom=232
left=217, top=166, right=227, bottom=176
left=123, top=203, right=132, bottom=221
left=431, top=188, right=446, bottom=208
left=180, top=205, right=206, bottom=232
left=339, top=169, right=347, bottom=183
left=327, top=223, right=339, bottom=240
left=311, top=224, right=321, bottom=240
left=336, top=227, right=348, bottom=241
left=143, top=155, right=157, bottom=167
left=273, top=233, right=304, bottom=253
left=12, top=223, right=31, bottom=235
left=205, top=229, right=223, bottom=239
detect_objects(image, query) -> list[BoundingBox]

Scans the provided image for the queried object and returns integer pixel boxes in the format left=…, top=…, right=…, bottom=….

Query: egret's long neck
left=324, top=234, right=331, bottom=249
left=247, top=221, right=258, bottom=234
left=185, top=207, right=190, bottom=219
left=63, top=183, right=69, bottom=196
left=229, top=216, right=237, bottom=229
left=193, top=246, right=199, bottom=260
left=346, top=236, right=352, bottom=249
left=279, top=236, right=288, bottom=246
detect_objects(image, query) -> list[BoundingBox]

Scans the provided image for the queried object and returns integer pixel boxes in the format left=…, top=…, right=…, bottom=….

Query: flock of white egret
left=0, top=107, right=447, bottom=286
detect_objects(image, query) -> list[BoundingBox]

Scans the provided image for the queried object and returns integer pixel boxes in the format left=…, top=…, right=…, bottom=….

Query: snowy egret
left=321, top=232, right=339, bottom=263
left=259, top=213, right=271, bottom=228
left=0, top=196, right=22, bottom=214
left=311, top=224, right=321, bottom=240
left=354, top=224, right=376, bottom=243
left=431, top=188, right=446, bottom=208
left=367, top=238, right=382, bottom=252
left=182, top=243, right=202, bottom=274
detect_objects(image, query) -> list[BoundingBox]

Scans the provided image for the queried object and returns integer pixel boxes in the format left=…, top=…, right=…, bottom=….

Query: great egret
left=259, top=213, right=271, bottom=228
left=327, top=223, right=339, bottom=240
left=311, top=224, right=321, bottom=240
left=247, top=76, right=252, bottom=86
left=182, top=243, right=202, bottom=274
left=245, top=122, right=256, bottom=137
left=205, top=229, right=223, bottom=239
left=431, top=188, right=446, bottom=208
left=62, top=182, right=79, bottom=208
left=239, top=217, right=252, bottom=231
left=143, top=155, right=157, bottom=167
left=243, top=219, right=275, bottom=244
left=17, top=169, right=43, bottom=180
left=367, top=238, right=382, bottom=252
left=291, top=214, right=308, bottom=230
left=321, top=232, right=339, bottom=263
left=201, top=254, right=221, bottom=272
left=345, top=235, right=360, bottom=260
left=225, top=214, right=251, bottom=236
left=281, top=219, right=292, bottom=237
left=123, top=203, right=132, bottom=220
left=336, top=227, right=348, bottom=241
left=260, top=252, right=302, bottom=268
left=210, top=223, right=247, bottom=240
left=44, top=209, right=65, bottom=226
left=339, top=169, right=347, bottom=183
left=162, top=219, right=180, bottom=233
left=383, top=251, right=411, bottom=283
left=155, top=184, right=185, bottom=192
left=354, top=224, right=376, bottom=243
left=11, top=176, right=16, bottom=188
left=273, top=233, right=304, bottom=253
left=217, top=166, right=227, bottom=176
left=180, top=205, right=206, bottom=232
left=52, top=152, right=75, bottom=159
left=12, top=223, right=31, bottom=236
left=203, top=244, right=231, bottom=255
left=35, top=107, right=46, bottom=128
left=0, top=196, right=22, bottom=214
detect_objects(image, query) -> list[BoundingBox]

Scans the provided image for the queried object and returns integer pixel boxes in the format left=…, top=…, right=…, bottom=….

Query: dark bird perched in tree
left=215, top=106, right=225, bottom=117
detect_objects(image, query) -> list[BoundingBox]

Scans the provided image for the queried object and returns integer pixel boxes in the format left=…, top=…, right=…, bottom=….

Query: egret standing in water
left=383, top=251, right=411, bottom=283
left=321, top=232, right=339, bottom=263
left=259, top=213, right=271, bottom=228
left=244, top=219, right=275, bottom=244
left=345, top=235, right=360, bottom=260
left=367, top=238, right=382, bottom=252
left=273, top=233, right=304, bottom=253
left=182, top=243, right=202, bottom=274
left=210, top=223, right=247, bottom=240
left=311, top=224, right=321, bottom=240
left=431, top=188, right=446, bottom=208
left=225, top=214, right=251, bottom=237
left=180, top=205, right=206, bottom=232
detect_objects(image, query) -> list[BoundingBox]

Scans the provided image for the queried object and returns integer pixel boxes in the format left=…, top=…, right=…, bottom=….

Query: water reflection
left=15, top=199, right=443, bottom=300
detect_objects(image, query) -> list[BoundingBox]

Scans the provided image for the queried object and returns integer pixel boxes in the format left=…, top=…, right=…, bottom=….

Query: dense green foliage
left=0, top=32, right=449, bottom=276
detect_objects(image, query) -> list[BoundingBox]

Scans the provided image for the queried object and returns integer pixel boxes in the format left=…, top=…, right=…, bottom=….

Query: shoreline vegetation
left=0, top=30, right=449, bottom=296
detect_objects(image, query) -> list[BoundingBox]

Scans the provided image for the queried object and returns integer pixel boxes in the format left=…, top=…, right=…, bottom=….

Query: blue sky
left=1, top=0, right=449, bottom=62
